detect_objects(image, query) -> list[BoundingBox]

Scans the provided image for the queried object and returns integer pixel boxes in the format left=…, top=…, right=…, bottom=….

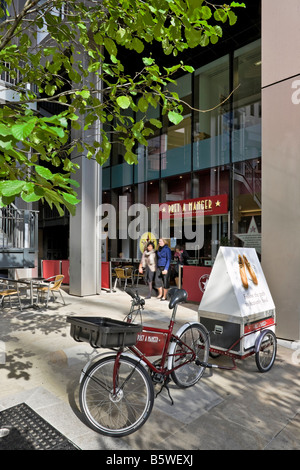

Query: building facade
left=101, top=37, right=262, bottom=266
left=1, top=1, right=299, bottom=341
left=91, top=1, right=299, bottom=341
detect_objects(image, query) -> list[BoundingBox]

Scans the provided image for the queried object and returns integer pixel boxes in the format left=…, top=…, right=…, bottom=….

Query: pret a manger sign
left=159, top=194, right=228, bottom=219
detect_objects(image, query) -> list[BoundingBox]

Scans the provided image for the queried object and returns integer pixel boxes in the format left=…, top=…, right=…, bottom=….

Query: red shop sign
left=182, top=266, right=212, bottom=303
left=159, top=194, right=228, bottom=219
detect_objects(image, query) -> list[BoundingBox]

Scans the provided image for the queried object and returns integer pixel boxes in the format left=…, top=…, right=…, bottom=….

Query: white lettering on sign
left=137, top=334, right=159, bottom=343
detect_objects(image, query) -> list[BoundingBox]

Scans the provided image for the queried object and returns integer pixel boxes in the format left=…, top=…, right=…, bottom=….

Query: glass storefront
left=232, top=40, right=262, bottom=256
left=102, top=39, right=262, bottom=264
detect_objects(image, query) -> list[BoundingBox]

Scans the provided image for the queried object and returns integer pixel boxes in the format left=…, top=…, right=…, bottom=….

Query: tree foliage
left=0, top=0, right=245, bottom=214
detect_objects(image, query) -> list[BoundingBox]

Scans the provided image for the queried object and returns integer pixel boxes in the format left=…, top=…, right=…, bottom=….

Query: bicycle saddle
left=168, top=288, right=188, bottom=309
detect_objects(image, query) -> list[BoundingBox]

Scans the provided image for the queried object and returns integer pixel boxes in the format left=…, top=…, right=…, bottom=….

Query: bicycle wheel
left=171, top=323, right=210, bottom=388
left=255, top=329, right=277, bottom=372
left=79, top=355, right=154, bottom=437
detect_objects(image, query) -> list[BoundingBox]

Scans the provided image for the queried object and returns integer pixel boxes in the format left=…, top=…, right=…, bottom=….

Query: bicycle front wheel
left=79, top=355, right=154, bottom=437
left=255, top=330, right=277, bottom=372
left=171, top=323, right=210, bottom=388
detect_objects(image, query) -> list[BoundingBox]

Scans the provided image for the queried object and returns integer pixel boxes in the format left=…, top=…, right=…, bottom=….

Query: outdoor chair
left=113, top=267, right=133, bottom=289
left=0, top=280, right=23, bottom=311
left=133, top=268, right=145, bottom=286
left=37, top=275, right=65, bottom=307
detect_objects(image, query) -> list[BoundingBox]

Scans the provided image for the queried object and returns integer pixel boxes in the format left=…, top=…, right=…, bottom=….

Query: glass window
left=161, top=74, right=192, bottom=177
left=232, top=40, right=262, bottom=253
left=102, top=167, right=111, bottom=190
left=136, top=181, right=160, bottom=207
left=192, top=166, right=230, bottom=199
left=232, top=40, right=261, bottom=162
left=233, top=157, right=262, bottom=254
left=111, top=162, right=133, bottom=189
left=193, top=55, right=230, bottom=170
left=135, top=133, right=161, bottom=183
left=161, top=173, right=191, bottom=202
left=135, top=97, right=161, bottom=182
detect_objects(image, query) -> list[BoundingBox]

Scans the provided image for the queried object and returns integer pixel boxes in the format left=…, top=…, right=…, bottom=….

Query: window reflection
left=193, top=55, right=230, bottom=170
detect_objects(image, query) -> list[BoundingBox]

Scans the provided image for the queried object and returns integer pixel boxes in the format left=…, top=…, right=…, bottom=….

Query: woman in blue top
left=155, top=238, right=171, bottom=301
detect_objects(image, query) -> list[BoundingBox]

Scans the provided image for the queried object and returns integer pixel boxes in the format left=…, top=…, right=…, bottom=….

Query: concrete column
left=69, top=48, right=102, bottom=296
left=262, top=0, right=300, bottom=340
left=69, top=150, right=102, bottom=296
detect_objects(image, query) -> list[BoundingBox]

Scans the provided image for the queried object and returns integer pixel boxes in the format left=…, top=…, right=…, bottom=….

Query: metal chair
left=133, top=268, right=145, bottom=286
left=113, top=268, right=133, bottom=289
left=37, top=275, right=65, bottom=307
left=0, top=280, right=23, bottom=311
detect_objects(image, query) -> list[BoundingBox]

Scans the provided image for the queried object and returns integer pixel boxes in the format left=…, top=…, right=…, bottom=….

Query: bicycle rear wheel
left=79, top=355, right=154, bottom=437
left=171, top=323, right=210, bottom=388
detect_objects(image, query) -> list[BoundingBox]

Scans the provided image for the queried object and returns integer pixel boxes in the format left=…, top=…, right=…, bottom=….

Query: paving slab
left=0, top=286, right=300, bottom=450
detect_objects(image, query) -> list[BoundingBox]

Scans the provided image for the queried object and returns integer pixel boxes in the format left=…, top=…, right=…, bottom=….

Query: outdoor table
left=18, top=277, right=46, bottom=308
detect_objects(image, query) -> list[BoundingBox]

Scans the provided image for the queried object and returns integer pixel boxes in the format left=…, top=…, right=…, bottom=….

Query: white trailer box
left=198, top=247, right=276, bottom=357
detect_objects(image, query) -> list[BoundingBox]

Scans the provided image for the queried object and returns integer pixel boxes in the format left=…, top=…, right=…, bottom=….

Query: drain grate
left=0, top=403, right=79, bottom=450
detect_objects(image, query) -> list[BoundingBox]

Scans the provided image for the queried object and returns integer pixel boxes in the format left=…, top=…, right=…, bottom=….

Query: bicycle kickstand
left=155, top=377, right=174, bottom=406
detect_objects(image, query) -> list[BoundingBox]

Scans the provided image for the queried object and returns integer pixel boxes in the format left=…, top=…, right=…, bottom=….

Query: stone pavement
left=0, top=284, right=300, bottom=451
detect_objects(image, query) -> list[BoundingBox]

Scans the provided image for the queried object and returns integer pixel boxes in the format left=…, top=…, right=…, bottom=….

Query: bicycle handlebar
left=125, top=286, right=187, bottom=310
left=125, top=287, right=145, bottom=307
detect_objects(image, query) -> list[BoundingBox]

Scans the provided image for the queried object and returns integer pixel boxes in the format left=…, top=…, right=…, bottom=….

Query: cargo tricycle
left=67, top=287, right=276, bottom=437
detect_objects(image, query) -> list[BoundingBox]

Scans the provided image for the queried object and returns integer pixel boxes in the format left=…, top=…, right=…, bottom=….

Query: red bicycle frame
left=125, top=313, right=198, bottom=380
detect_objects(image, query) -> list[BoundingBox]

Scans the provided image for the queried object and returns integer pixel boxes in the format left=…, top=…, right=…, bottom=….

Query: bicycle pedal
left=195, top=360, right=216, bottom=369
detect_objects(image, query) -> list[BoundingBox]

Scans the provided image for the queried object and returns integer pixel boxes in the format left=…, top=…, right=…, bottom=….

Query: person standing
left=139, top=241, right=156, bottom=299
left=155, top=238, right=171, bottom=301
left=173, top=244, right=189, bottom=286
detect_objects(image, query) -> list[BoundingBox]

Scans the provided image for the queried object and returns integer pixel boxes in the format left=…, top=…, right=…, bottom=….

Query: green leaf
left=138, top=97, right=148, bottom=113
left=46, top=126, right=65, bottom=138
left=67, top=178, right=80, bottom=188
left=214, top=8, right=227, bottom=22
left=200, top=34, right=209, bottom=47
left=0, top=138, right=13, bottom=150
left=75, top=90, right=90, bottom=99
left=131, top=37, right=144, bottom=53
left=21, top=191, right=41, bottom=202
left=149, top=118, right=162, bottom=128
left=201, top=5, right=212, bottom=20
left=228, top=11, right=238, bottom=26
left=142, top=57, right=155, bottom=66
left=0, top=124, right=11, bottom=137
left=11, top=119, right=36, bottom=140
left=0, top=180, right=25, bottom=197
left=104, top=38, right=117, bottom=57
left=62, top=192, right=80, bottom=205
left=168, top=111, right=184, bottom=125
left=35, top=166, right=54, bottom=180
left=182, top=65, right=194, bottom=73
left=124, top=150, right=138, bottom=164
left=45, top=84, right=57, bottom=96
left=230, top=2, right=246, bottom=7
left=116, top=96, right=131, bottom=109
